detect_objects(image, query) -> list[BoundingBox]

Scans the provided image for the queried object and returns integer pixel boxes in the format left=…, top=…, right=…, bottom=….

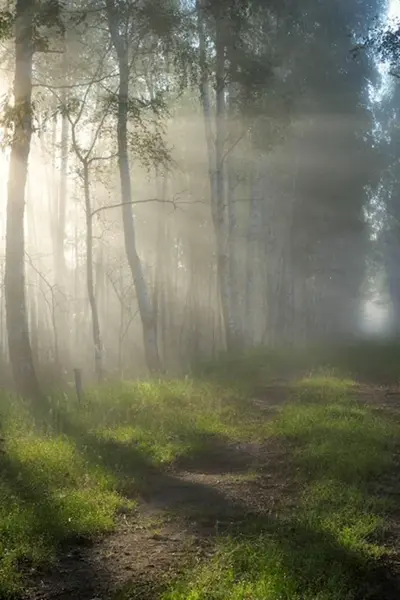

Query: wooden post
left=73, top=368, right=83, bottom=403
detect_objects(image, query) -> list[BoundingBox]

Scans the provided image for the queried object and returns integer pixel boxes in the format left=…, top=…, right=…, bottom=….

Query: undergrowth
left=199, top=338, right=400, bottom=389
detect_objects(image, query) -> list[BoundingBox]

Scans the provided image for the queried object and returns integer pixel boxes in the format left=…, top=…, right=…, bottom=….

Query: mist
left=4, top=1, right=400, bottom=599
left=0, top=0, right=398, bottom=394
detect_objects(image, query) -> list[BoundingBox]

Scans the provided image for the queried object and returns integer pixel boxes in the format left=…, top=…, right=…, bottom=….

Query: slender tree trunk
left=105, top=4, right=162, bottom=374
left=226, top=145, right=243, bottom=343
left=56, top=93, right=68, bottom=279
left=5, top=0, right=42, bottom=401
left=197, top=0, right=238, bottom=350
left=83, top=162, right=103, bottom=382
left=0, top=261, right=5, bottom=361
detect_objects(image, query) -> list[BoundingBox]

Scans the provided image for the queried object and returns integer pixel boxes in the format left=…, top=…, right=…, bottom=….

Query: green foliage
left=0, top=10, right=13, bottom=40
left=33, top=0, right=66, bottom=36
left=138, top=0, right=182, bottom=39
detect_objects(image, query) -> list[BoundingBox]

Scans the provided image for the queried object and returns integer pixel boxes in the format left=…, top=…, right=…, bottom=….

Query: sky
left=372, top=0, right=400, bottom=104
left=388, top=0, right=400, bottom=22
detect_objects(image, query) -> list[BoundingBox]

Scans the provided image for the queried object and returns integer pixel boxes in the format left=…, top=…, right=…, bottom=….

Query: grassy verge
left=0, top=362, right=399, bottom=599
left=163, top=377, right=398, bottom=600
left=0, top=378, right=264, bottom=598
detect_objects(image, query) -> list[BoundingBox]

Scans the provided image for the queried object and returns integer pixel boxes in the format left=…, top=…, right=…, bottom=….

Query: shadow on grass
left=54, top=409, right=250, bottom=520
left=200, top=515, right=397, bottom=600
left=0, top=447, right=115, bottom=600
left=6, top=384, right=400, bottom=600
left=173, top=435, right=256, bottom=475
left=51, top=409, right=400, bottom=600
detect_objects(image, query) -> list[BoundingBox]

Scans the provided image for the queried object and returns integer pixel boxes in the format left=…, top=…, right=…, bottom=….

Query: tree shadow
left=5, top=398, right=400, bottom=600
left=219, top=514, right=400, bottom=600
left=0, top=447, right=115, bottom=600
left=53, top=409, right=251, bottom=522
left=52, top=409, right=399, bottom=600
left=172, top=434, right=257, bottom=475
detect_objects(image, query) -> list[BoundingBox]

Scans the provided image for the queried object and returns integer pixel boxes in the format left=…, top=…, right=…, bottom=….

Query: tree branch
left=220, top=131, right=246, bottom=165
left=90, top=197, right=206, bottom=219
left=33, top=72, right=118, bottom=90
left=91, top=198, right=177, bottom=218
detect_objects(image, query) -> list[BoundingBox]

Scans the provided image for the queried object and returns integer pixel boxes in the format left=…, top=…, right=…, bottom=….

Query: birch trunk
left=83, top=162, right=103, bottom=382
left=105, top=2, right=162, bottom=374
left=197, top=0, right=238, bottom=351
left=5, top=0, right=42, bottom=401
left=56, top=92, right=68, bottom=280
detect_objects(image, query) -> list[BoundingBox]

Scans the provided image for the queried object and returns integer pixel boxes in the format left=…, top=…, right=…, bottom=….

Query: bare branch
left=25, top=252, right=54, bottom=293
left=220, top=131, right=246, bottom=165
left=88, top=152, right=118, bottom=165
left=91, top=199, right=176, bottom=218
left=90, top=198, right=206, bottom=219
left=33, top=72, right=118, bottom=90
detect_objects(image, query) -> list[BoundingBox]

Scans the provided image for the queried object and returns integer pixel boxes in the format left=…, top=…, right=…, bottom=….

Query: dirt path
left=26, top=386, right=400, bottom=600
left=28, top=438, right=295, bottom=599
left=26, top=390, right=295, bottom=600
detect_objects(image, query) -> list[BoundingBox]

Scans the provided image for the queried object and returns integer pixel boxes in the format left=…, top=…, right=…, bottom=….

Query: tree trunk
left=105, top=3, right=162, bottom=375
left=5, top=0, right=42, bottom=401
left=56, top=91, right=68, bottom=280
left=197, top=0, right=238, bottom=351
left=83, top=162, right=103, bottom=382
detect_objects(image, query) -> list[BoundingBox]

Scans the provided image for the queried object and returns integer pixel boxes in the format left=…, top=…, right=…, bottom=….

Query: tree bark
left=83, top=162, right=103, bottom=382
left=197, top=0, right=238, bottom=351
left=105, top=2, right=162, bottom=375
left=5, top=0, right=42, bottom=401
left=56, top=92, right=68, bottom=279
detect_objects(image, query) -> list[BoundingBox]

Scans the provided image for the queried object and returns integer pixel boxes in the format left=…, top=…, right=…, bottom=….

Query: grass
left=0, top=347, right=399, bottom=598
left=0, top=432, right=125, bottom=596
left=199, top=338, right=400, bottom=389
left=163, top=377, right=399, bottom=600
left=0, top=378, right=264, bottom=598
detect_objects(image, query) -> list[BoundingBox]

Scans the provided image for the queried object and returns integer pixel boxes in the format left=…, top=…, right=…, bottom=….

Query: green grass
left=58, top=378, right=266, bottom=461
left=0, top=430, right=125, bottom=597
left=163, top=377, right=398, bottom=600
left=0, top=354, right=399, bottom=599
left=0, top=378, right=265, bottom=597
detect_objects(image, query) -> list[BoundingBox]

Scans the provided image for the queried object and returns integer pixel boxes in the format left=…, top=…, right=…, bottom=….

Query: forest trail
left=25, top=385, right=400, bottom=600
left=26, top=391, right=294, bottom=600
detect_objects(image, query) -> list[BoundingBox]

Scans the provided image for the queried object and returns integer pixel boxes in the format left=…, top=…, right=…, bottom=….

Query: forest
left=2, top=0, right=400, bottom=599
left=0, top=0, right=398, bottom=392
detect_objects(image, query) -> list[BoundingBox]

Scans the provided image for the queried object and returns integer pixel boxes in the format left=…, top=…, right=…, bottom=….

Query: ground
left=27, top=436, right=293, bottom=599
left=14, top=381, right=400, bottom=600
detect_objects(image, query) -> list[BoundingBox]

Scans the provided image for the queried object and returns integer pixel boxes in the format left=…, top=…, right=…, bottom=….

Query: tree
left=4, top=0, right=42, bottom=400
left=105, top=0, right=164, bottom=374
